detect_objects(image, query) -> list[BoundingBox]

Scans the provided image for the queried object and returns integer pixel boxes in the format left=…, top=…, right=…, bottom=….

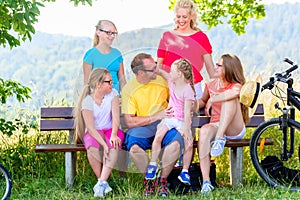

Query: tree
left=0, top=0, right=92, bottom=49
left=0, top=78, right=35, bottom=136
left=170, top=0, right=265, bottom=35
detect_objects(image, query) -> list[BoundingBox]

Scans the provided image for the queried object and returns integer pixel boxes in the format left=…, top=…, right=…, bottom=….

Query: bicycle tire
left=250, top=118, right=300, bottom=191
left=0, top=163, right=12, bottom=200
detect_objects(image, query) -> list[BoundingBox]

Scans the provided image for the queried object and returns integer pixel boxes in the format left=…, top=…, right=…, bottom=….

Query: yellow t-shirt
left=121, top=76, right=169, bottom=116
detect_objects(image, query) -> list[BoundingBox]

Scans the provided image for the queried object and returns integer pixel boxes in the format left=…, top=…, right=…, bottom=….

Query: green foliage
left=0, top=0, right=43, bottom=49
left=0, top=78, right=31, bottom=104
left=169, top=0, right=265, bottom=35
left=0, top=78, right=36, bottom=136
left=0, top=0, right=92, bottom=49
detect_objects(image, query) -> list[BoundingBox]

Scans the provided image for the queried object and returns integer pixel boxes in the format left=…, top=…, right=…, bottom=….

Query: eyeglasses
left=141, top=64, right=157, bottom=73
left=103, top=80, right=113, bottom=85
left=216, top=63, right=223, bottom=67
left=99, top=29, right=118, bottom=36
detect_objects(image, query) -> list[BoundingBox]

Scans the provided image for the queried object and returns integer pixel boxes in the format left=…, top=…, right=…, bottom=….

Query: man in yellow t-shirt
left=121, top=53, right=184, bottom=197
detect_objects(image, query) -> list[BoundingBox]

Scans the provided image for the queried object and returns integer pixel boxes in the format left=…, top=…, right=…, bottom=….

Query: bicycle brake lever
left=284, top=58, right=293, bottom=65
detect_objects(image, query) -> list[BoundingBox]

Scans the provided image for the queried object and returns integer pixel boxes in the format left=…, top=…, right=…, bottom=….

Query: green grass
left=1, top=124, right=299, bottom=199
left=10, top=174, right=300, bottom=199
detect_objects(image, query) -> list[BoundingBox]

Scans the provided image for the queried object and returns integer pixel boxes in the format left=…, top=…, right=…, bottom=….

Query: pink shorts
left=83, top=128, right=124, bottom=150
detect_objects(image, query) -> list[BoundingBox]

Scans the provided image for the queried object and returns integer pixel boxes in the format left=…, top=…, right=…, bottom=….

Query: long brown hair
left=221, top=54, right=249, bottom=124
left=74, top=68, right=110, bottom=143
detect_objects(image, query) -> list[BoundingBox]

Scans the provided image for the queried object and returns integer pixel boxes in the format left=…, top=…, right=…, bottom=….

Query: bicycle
left=0, top=163, right=12, bottom=200
left=250, top=58, right=300, bottom=191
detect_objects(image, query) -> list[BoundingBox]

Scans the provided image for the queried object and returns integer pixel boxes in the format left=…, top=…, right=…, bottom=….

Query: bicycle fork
left=276, top=103, right=295, bottom=161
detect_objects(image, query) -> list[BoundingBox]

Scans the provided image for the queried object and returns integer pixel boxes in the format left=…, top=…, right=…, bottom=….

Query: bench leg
left=65, top=152, right=76, bottom=187
left=229, top=147, right=243, bottom=186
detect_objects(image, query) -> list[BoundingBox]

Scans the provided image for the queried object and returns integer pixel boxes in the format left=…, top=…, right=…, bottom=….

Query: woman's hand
left=110, top=135, right=121, bottom=149
left=205, top=98, right=212, bottom=116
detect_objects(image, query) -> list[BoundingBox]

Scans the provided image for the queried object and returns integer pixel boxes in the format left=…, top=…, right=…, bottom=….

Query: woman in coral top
left=197, top=54, right=249, bottom=194
left=156, top=0, right=216, bottom=186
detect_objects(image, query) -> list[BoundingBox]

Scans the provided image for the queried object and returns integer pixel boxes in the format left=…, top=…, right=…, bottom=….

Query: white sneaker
left=201, top=182, right=214, bottom=194
left=93, top=182, right=112, bottom=197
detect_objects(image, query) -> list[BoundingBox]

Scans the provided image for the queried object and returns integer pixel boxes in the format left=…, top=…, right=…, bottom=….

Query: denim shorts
left=125, top=120, right=184, bottom=152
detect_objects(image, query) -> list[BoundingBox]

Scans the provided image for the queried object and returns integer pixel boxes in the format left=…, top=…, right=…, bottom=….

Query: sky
left=36, top=0, right=300, bottom=38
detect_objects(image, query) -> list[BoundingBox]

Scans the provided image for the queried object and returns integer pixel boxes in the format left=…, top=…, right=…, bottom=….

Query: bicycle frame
left=281, top=77, right=300, bottom=160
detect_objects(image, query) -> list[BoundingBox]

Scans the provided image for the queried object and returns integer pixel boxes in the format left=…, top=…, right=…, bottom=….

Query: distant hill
left=1, top=3, right=300, bottom=108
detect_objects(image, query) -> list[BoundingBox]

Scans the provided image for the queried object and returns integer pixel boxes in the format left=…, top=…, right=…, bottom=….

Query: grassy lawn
left=10, top=171, right=299, bottom=199
left=1, top=126, right=299, bottom=199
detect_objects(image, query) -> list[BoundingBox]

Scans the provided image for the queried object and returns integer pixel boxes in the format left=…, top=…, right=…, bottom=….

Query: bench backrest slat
left=40, top=119, right=74, bottom=131
left=41, top=107, right=74, bottom=119
left=40, top=104, right=264, bottom=131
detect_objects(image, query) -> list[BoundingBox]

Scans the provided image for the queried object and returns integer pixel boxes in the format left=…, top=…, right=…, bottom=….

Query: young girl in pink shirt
left=145, top=59, right=196, bottom=184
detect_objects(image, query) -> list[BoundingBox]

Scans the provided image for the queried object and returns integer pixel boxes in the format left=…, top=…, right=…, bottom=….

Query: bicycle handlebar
left=261, top=58, right=298, bottom=91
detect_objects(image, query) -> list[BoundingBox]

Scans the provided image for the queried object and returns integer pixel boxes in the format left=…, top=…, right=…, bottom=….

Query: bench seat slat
left=35, top=144, right=85, bottom=152
left=192, top=138, right=273, bottom=148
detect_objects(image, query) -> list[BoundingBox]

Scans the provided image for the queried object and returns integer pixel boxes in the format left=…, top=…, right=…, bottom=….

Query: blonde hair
left=93, top=20, right=117, bottom=46
left=173, top=58, right=198, bottom=112
left=174, top=0, right=200, bottom=31
left=221, top=54, right=249, bottom=124
left=74, top=68, right=110, bottom=143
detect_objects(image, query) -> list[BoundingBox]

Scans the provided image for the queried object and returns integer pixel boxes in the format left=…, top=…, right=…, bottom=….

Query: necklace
left=93, top=92, right=104, bottom=106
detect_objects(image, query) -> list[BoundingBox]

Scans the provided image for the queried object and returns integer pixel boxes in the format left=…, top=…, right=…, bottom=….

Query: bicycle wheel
left=0, top=163, right=12, bottom=200
left=250, top=118, right=300, bottom=191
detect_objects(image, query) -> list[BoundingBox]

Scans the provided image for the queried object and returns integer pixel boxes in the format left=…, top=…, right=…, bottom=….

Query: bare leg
left=181, top=136, right=194, bottom=170
left=129, top=144, right=148, bottom=175
left=198, top=124, right=217, bottom=181
left=87, top=146, right=103, bottom=178
left=150, top=124, right=169, bottom=163
left=216, top=98, right=245, bottom=138
left=160, top=141, right=180, bottom=178
left=100, top=148, right=119, bottom=181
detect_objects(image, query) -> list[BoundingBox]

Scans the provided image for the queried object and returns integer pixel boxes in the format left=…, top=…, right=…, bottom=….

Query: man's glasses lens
left=142, top=65, right=157, bottom=73
left=99, top=29, right=118, bottom=36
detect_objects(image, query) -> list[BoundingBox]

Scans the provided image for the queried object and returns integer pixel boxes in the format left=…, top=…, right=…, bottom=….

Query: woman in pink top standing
left=157, top=0, right=216, bottom=185
left=197, top=54, right=249, bottom=194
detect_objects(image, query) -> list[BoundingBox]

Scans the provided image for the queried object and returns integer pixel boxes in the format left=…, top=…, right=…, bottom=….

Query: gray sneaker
left=201, top=182, right=214, bottom=194
left=93, top=182, right=112, bottom=197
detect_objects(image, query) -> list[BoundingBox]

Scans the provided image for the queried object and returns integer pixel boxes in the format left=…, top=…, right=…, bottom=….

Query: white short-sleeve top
left=81, top=89, right=118, bottom=130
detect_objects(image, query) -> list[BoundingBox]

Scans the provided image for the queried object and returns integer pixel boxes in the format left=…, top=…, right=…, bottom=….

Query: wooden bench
left=35, top=104, right=272, bottom=187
